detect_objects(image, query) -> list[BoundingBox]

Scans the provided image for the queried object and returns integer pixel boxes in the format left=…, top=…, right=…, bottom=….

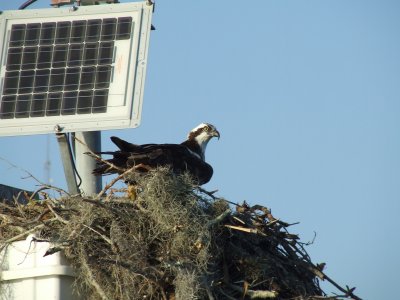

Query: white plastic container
left=0, top=235, right=80, bottom=300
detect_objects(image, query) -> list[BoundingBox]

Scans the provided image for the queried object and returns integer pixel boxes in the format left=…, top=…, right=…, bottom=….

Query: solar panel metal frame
left=0, top=2, right=152, bottom=136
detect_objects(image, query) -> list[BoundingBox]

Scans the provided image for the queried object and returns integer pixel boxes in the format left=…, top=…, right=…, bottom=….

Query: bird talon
left=127, top=185, right=137, bottom=201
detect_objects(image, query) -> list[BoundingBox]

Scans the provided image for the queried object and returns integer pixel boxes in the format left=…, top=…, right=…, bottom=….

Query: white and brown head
left=183, top=123, right=220, bottom=160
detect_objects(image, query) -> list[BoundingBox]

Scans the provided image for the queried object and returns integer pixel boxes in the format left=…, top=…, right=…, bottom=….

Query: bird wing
left=110, top=136, right=141, bottom=152
left=93, top=143, right=213, bottom=185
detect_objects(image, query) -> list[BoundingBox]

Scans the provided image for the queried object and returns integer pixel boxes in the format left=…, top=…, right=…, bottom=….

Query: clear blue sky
left=1, top=1, right=399, bottom=299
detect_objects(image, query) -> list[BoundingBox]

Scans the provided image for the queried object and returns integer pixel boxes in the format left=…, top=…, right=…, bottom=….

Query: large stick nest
left=0, top=168, right=361, bottom=300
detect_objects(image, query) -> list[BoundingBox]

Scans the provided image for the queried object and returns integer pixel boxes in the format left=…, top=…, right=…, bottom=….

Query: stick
left=46, top=202, right=69, bottom=224
left=224, top=225, right=258, bottom=234
left=1, top=217, right=58, bottom=249
left=74, top=135, right=125, bottom=175
left=96, top=166, right=137, bottom=200
left=207, top=209, right=231, bottom=228
left=232, top=216, right=246, bottom=225
left=81, top=224, right=112, bottom=246
left=0, top=158, right=69, bottom=195
left=80, top=255, right=108, bottom=300
left=228, top=284, right=278, bottom=299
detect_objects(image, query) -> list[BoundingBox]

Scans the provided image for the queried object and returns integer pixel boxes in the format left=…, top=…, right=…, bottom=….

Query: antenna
left=44, top=134, right=52, bottom=184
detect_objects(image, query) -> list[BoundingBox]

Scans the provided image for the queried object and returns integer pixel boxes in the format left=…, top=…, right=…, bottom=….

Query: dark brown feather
left=92, top=124, right=219, bottom=185
left=93, top=142, right=213, bottom=185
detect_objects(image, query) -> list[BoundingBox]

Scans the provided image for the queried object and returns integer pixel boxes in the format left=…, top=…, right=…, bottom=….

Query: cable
left=67, top=132, right=83, bottom=188
left=19, top=0, right=38, bottom=10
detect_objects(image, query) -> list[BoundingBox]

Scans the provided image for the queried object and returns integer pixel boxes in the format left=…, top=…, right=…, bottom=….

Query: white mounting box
left=0, top=235, right=80, bottom=300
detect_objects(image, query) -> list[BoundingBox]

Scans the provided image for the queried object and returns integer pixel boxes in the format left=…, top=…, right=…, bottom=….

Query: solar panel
left=0, top=2, right=153, bottom=136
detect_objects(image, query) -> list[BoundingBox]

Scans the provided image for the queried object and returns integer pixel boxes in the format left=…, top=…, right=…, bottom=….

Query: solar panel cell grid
left=35, top=69, right=50, bottom=92
left=47, top=92, right=62, bottom=116
left=6, top=48, right=22, bottom=71
left=15, top=94, right=31, bottom=118
left=40, top=22, right=56, bottom=45
left=0, top=96, right=16, bottom=119
left=22, top=46, right=38, bottom=70
left=1, top=17, right=132, bottom=119
left=9, top=24, right=26, bottom=47
left=55, top=21, right=71, bottom=44
left=71, top=20, right=87, bottom=43
left=19, top=70, right=35, bottom=94
left=31, top=93, right=46, bottom=117
left=25, top=23, right=41, bottom=46
left=101, top=18, right=116, bottom=41
left=87, top=19, right=101, bottom=42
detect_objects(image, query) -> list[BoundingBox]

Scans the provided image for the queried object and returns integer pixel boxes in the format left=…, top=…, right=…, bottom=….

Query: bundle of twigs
left=0, top=168, right=361, bottom=300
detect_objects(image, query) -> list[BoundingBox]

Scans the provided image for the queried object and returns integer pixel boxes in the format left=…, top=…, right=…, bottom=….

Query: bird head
left=187, top=123, right=220, bottom=160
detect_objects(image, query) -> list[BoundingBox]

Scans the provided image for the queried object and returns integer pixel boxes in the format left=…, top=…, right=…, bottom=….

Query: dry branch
left=229, top=283, right=278, bottom=299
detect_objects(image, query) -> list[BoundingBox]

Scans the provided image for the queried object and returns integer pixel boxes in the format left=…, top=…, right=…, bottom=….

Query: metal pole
left=74, top=131, right=102, bottom=195
left=56, top=133, right=79, bottom=195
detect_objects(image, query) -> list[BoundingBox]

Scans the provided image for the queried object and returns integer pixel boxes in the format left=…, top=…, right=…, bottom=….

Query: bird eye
left=204, top=126, right=210, bottom=132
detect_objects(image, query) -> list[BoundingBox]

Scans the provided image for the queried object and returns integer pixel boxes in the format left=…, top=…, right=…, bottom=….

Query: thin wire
left=0, top=108, right=109, bottom=118
left=66, top=133, right=82, bottom=188
left=19, top=0, right=38, bottom=10
left=5, top=61, right=114, bottom=70
left=4, top=69, right=111, bottom=78
left=12, top=42, right=115, bottom=49
left=0, top=106, right=109, bottom=117
left=5, top=47, right=115, bottom=69
left=6, top=43, right=114, bottom=52
left=2, top=93, right=109, bottom=99
left=2, top=87, right=111, bottom=94
left=5, top=58, right=114, bottom=70
left=2, top=88, right=111, bottom=96
left=10, top=33, right=122, bottom=44
left=3, top=74, right=111, bottom=85
left=45, top=134, right=51, bottom=185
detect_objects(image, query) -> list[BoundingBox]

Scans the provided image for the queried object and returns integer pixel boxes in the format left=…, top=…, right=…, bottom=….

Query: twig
left=100, top=258, right=168, bottom=300
left=31, top=236, right=50, bottom=243
left=81, top=224, right=112, bottom=246
left=201, top=277, right=215, bottom=300
left=136, top=201, right=149, bottom=213
left=30, top=185, right=70, bottom=200
left=80, top=255, right=108, bottom=300
left=232, top=216, right=246, bottom=225
left=307, top=296, right=339, bottom=299
left=314, top=269, right=362, bottom=300
left=197, top=187, right=238, bottom=205
left=207, top=209, right=231, bottom=228
left=82, top=198, right=125, bottom=217
left=0, top=157, right=71, bottom=197
left=1, top=217, right=58, bottom=250
left=46, top=202, right=69, bottom=224
left=225, top=224, right=265, bottom=236
left=228, top=283, right=278, bottom=299
left=74, top=135, right=124, bottom=174
left=219, top=289, right=237, bottom=300
left=96, top=166, right=137, bottom=200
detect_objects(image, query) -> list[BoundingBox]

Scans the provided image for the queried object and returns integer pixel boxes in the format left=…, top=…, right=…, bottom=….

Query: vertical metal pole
left=56, top=133, right=79, bottom=195
left=74, top=131, right=102, bottom=195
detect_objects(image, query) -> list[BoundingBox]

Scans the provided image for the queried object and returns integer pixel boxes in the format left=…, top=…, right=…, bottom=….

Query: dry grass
left=0, top=168, right=361, bottom=300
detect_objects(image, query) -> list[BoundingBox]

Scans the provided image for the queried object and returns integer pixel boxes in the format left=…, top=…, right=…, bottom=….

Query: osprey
left=92, top=123, right=220, bottom=185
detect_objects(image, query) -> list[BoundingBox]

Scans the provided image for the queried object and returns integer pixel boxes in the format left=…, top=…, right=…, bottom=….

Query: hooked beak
left=212, top=129, right=220, bottom=140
